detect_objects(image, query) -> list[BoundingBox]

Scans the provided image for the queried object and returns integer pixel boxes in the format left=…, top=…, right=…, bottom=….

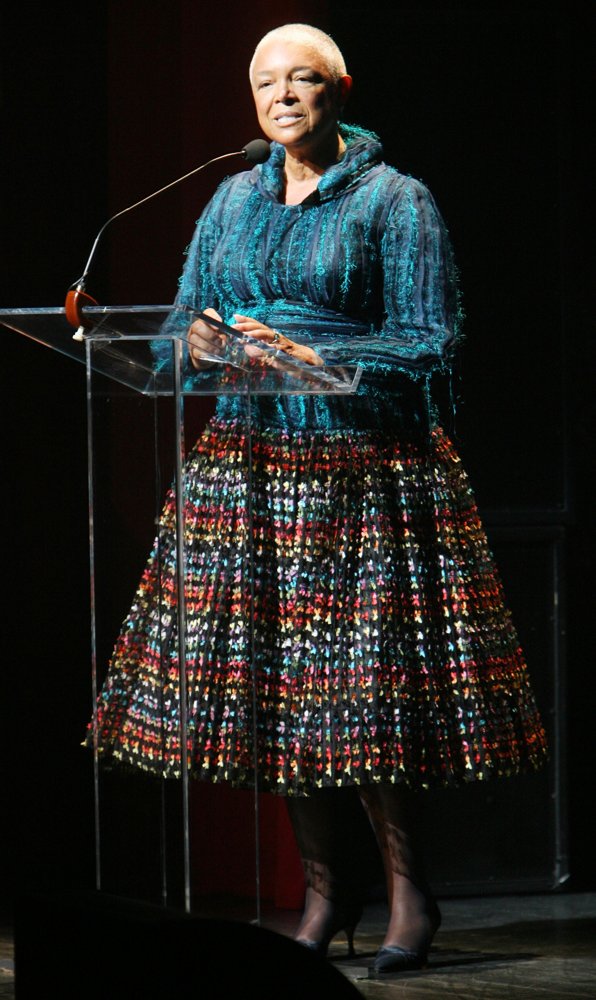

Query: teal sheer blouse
left=156, top=124, right=462, bottom=431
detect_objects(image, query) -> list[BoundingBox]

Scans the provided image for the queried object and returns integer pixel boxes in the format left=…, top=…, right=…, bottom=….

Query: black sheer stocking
left=286, top=785, right=439, bottom=956
left=286, top=790, right=365, bottom=951
left=358, top=784, right=441, bottom=952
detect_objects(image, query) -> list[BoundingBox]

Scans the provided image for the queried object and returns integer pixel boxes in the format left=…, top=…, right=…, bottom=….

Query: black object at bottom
left=13, top=891, right=363, bottom=999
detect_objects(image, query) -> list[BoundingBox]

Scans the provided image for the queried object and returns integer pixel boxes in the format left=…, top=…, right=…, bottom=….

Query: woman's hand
left=232, top=314, right=323, bottom=367
left=187, top=309, right=324, bottom=370
left=187, top=308, right=226, bottom=368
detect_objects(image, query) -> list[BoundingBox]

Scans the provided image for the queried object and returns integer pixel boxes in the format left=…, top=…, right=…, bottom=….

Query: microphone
left=241, top=139, right=270, bottom=164
left=66, top=139, right=271, bottom=337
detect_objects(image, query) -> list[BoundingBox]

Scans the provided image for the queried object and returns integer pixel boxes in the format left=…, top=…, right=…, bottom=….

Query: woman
left=89, top=24, right=548, bottom=974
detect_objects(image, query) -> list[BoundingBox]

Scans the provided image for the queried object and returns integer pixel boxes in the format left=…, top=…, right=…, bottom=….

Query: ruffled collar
left=253, top=123, right=384, bottom=204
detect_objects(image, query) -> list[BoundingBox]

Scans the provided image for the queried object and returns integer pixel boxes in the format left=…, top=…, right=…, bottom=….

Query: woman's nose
left=274, top=80, right=296, bottom=102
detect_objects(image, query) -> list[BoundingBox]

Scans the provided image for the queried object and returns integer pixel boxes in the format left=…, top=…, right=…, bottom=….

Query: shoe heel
left=295, top=900, right=363, bottom=959
left=344, top=921, right=357, bottom=957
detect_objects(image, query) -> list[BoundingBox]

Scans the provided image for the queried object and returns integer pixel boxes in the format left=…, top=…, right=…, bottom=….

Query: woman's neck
left=282, top=131, right=346, bottom=205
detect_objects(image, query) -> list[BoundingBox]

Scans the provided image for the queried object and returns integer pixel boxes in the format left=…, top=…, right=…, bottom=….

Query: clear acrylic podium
left=2, top=304, right=362, bottom=921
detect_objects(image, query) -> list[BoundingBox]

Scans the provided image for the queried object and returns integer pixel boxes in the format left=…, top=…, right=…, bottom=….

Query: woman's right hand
left=187, top=307, right=226, bottom=368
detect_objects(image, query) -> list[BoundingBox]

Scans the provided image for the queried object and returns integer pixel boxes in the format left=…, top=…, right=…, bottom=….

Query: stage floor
left=2, top=890, right=596, bottom=998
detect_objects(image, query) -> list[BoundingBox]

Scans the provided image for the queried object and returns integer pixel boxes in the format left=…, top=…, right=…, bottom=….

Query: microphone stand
left=65, top=140, right=270, bottom=338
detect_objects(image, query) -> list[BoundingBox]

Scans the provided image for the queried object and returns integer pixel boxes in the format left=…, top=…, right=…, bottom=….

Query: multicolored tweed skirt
left=86, top=417, right=548, bottom=794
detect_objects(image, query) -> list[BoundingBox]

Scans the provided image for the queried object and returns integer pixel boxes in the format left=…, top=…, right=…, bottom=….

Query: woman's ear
left=338, top=74, right=353, bottom=107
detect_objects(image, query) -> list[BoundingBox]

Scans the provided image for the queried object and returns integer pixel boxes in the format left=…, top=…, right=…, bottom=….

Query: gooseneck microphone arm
left=65, top=139, right=270, bottom=334
left=70, top=152, right=242, bottom=292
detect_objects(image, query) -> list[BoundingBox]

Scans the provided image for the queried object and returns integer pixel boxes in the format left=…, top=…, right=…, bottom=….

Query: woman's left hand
left=231, top=314, right=323, bottom=367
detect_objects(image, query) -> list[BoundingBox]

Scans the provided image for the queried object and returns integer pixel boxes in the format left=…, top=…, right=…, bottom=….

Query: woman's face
left=250, top=39, right=350, bottom=156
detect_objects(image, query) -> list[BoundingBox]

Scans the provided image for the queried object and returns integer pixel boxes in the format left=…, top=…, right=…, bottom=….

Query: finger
left=188, top=332, right=219, bottom=351
left=243, top=343, right=267, bottom=358
left=237, top=328, right=272, bottom=342
left=232, top=313, right=256, bottom=323
left=232, top=314, right=276, bottom=336
left=238, top=326, right=288, bottom=347
left=194, top=309, right=224, bottom=336
left=189, top=319, right=219, bottom=337
left=231, top=318, right=266, bottom=333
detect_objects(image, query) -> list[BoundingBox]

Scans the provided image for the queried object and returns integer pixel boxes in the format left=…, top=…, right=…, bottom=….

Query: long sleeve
left=150, top=180, right=230, bottom=372
left=314, top=176, right=462, bottom=378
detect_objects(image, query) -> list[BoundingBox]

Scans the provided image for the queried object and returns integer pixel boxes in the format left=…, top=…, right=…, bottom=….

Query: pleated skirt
left=86, top=417, right=548, bottom=794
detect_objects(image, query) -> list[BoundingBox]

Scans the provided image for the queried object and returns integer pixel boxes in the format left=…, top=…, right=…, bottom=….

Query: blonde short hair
left=249, top=23, right=348, bottom=82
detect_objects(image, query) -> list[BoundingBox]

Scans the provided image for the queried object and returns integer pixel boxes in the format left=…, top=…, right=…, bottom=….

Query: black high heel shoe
left=295, top=900, right=363, bottom=958
left=372, top=943, right=428, bottom=973
left=371, top=899, right=441, bottom=975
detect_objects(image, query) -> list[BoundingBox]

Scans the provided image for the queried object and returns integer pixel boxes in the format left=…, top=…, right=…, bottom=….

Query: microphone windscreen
left=242, top=139, right=271, bottom=164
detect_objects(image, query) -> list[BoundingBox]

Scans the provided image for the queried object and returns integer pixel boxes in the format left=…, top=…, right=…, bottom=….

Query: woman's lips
left=274, top=113, right=304, bottom=125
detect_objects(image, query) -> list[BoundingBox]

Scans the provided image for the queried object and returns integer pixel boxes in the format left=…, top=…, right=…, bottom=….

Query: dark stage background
left=2, top=0, right=594, bottom=921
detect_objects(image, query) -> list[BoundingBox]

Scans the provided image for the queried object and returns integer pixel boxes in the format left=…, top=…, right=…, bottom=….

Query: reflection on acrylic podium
left=2, top=303, right=362, bottom=924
